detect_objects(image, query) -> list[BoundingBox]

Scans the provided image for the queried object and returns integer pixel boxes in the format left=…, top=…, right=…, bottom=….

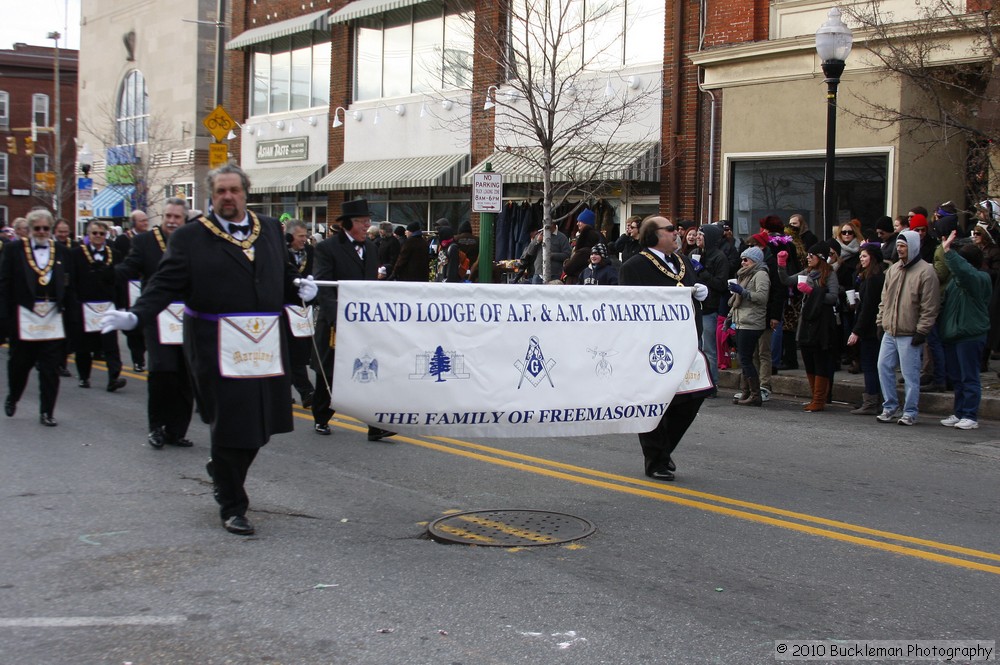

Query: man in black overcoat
left=115, top=197, right=194, bottom=449
left=71, top=220, right=126, bottom=392
left=115, top=209, right=150, bottom=371
left=101, top=165, right=316, bottom=536
left=311, top=199, right=394, bottom=441
left=284, top=217, right=316, bottom=408
left=1, top=209, right=77, bottom=426
left=619, top=216, right=711, bottom=481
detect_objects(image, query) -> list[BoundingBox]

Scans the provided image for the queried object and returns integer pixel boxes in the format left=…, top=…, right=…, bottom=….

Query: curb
left=717, top=369, right=1000, bottom=420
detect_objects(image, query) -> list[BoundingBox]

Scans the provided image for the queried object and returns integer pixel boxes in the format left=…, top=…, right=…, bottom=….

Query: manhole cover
left=427, top=510, right=596, bottom=547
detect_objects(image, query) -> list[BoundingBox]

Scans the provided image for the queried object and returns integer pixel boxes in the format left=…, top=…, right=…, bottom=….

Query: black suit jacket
left=620, top=249, right=703, bottom=339
left=130, top=212, right=299, bottom=448
left=313, top=231, right=379, bottom=328
left=0, top=239, right=76, bottom=323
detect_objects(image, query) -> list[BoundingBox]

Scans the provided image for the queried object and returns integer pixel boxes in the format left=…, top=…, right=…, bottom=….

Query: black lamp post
left=816, top=8, right=853, bottom=236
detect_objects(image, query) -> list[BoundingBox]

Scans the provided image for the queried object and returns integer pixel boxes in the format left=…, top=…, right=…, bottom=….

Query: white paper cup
left=846, top=289, right=857, bottom=305
left=797, top=275, right=808, bottom=285
left=691, top=254, right=701, bottom=263
left=728, top=278, right=737, bottom=286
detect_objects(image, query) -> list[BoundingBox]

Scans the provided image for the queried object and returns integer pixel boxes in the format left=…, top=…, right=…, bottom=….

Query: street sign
left=203, top=105, right=236, bottom=142
left=208, top=143, right=229, bottom=169
left=472, top=172, right=503, bottom=213
left=77, top=177, right=94, bottom=220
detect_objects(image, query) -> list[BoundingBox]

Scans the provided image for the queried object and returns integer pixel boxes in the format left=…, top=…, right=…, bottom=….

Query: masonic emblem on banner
left=515, top=336, right=555, bottom=388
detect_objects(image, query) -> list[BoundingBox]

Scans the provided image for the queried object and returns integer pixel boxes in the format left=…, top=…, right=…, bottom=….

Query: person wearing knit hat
left=875, top=229, right=941, bottom=425
left=908, top=213, right=928, bottom=231
left=759, top=215, right=784, bottom=233
left=580, top=243, right=619, bottom=285
left=726, top=244, right=770, bottom=406
left=563, top=208, right=606, bottom=284
left=774, top=241, right=841, bottom=412
left=750, top=231, right=771, bottom=250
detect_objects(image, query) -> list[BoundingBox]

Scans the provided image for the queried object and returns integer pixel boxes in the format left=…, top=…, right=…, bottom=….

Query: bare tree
left=78, top=96, right=193, bottom=218
left=844, top=0, right=999, bottom=201
left=465, top=0, right=662, bottom=281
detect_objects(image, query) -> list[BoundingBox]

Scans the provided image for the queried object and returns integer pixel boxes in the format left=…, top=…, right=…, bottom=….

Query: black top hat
left=337, top=199, right=371, bottom=221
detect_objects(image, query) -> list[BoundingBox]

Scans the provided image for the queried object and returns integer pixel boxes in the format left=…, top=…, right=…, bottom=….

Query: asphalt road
left=2, top=357, right=999, bottom=664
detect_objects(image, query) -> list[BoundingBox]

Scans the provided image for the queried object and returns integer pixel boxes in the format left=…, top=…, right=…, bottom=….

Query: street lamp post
left=815, top=8, right=853, bottom=236
left=47, top=31, right=62, bottom=217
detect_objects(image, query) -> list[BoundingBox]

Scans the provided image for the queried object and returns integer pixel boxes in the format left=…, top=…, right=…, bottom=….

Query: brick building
left=0, top=43, right=78, bottom=228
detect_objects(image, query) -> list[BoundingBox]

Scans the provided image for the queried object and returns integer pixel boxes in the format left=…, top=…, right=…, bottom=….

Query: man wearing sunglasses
left=620, top=217, right=710, bottom=482
left=1, top=208, right=77, bottom=426
left=71, top=220, right=127, bottom=393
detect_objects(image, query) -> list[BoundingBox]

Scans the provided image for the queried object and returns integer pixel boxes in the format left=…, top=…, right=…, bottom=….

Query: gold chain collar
left=22, top=238, right=56, bottom=284
left=153, top=227, right=167, bottom=253
left=198, top=211, right=261, bottom=253
left=81, top=243, right=113, bottom=266
left=640, top=250, right=686, bottom=284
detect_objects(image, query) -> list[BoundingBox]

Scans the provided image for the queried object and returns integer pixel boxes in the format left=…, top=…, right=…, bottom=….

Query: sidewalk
left=716, top=365, right=1000, bottom=420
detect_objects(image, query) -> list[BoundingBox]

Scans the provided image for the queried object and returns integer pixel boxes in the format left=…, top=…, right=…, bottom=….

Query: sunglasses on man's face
left=32, top=226, right=50, bottom=232
left=840, top=230, right=854, bottom=236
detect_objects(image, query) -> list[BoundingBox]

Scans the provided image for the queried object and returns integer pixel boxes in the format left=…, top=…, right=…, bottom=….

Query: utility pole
left=47, top=31, right=62, bottom=217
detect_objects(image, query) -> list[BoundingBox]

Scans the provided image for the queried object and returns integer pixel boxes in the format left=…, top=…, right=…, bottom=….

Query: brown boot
left=737, top=376, right=762, bottom=406
left=803, top=373, right=816, bottom=406
left=804, top=376, right=829, bottom=412
left=732, top=375, right=748, bottom=404
left=850, top=392, right=881, bottom=415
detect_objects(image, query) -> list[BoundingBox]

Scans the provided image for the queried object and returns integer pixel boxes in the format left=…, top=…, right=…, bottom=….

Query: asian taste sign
left=256, top=137, right=309, bottom=163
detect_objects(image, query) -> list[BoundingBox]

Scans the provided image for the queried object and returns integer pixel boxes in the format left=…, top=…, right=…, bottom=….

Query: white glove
left=100, top=310, right=138, bottom=334
left=692, top=283, right=709, bottom=302
left=297, top=275, right=318, bottom=302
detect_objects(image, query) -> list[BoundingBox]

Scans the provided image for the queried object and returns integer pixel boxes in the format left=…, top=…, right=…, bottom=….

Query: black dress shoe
left=107, top=378, right=127, bottom=392
left=649, top=469, right=675, bottom=481
left=367, top=427, right=396, bottom=442
left=314, top=423, right=331, bottom=435
left=166, top=436, right=194, bottom=447
left=223, top=515, right=255, bottom=535
left=78, top=379, right=91, bottom=388
left=133, top=363, right=145, bottom=372
left=148, top=428, right=166, bottom=449
left=4, top=396, right=15, bottom=417
left=39, top=413, right=58, bottom=427
left=666, top=457, right=676, bottom=472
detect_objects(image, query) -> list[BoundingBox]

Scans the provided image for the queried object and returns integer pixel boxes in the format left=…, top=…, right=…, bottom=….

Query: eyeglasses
left=32, top=226, right=50, bottom=232
left=840, top=230, right=855, bottom=236
left=657, top=225, right=676, bottom=233
left=89, top=231, right=107, bottom=236
left=741, top=257, right=752, bottom=262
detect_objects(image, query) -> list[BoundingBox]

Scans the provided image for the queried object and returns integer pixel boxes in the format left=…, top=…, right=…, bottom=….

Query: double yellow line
left=305, top=411, right=1000, bottom=576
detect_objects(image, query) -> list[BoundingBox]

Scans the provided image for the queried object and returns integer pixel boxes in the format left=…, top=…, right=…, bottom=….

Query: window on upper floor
left=250, top=34, right=331, bottom=116
left=353, top=0, right=474, bottom=102
left=117, top=70, right=149, bottom=146
left=33, top=93, right=49, bottom=128
left=0, top=154, right=8, bottom=190
left=507, top=0, right=664, bottom=79
left=0, top=91, right=9, bottom=130
left=0, top=205, right=7, bottom=226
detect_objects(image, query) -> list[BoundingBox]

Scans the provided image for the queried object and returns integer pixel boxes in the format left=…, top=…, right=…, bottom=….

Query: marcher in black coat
left=0, top=209, right=77, bottom=426
left=283, top=218, right=316, bottom=408
left=115, top=209, right=150, bottom=371
left=619, top=216, right=711, bottom=482
left=311, top=199, right=394, bottom=442
left=101, top=165, right=310, bottom=537
left=71, top=220, right=126, bottom=392
left=115, top=198, right=194, bottom=448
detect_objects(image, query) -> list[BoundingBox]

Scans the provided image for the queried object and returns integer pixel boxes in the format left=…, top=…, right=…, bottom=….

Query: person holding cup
left=776, top=242, right=840, bottom=411
left=726, top=246, right=770, bottom=406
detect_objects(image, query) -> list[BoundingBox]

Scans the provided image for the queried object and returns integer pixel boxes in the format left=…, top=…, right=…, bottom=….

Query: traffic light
left=24, top=137, right=34, bottom=156
left=5, top=137, right=15, bottom=154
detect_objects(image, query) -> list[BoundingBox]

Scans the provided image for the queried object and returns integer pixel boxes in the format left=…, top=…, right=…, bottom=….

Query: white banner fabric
left=331, top=282, right=707, bottom=438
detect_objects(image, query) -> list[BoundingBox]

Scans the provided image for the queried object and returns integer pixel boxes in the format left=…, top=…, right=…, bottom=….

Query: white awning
left=92, top=186, right=135, bottom=218
left=329, top=0, right=426, bottom=24
left=227, top=9, right=330, bottom=50
left=314, top=154, right=470, bottom=191
left=463, top=142, right=662, bottom=184
left=245, top=164, right=328, bottom=194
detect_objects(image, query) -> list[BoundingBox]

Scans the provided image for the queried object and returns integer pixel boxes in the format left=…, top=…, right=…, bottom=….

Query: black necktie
left=231, top=223, right=250, bottom=235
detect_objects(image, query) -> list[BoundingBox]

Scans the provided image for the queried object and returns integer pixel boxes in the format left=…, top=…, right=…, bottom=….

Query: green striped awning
left=226, top=9, right=330, bottom=50
left=463, top=142, right=661, bottom=184
left=314, top=154, right=470, bottom=191
left=245, top=163, right=328, bottom=194
left=329, top=0, right=427, bottom=24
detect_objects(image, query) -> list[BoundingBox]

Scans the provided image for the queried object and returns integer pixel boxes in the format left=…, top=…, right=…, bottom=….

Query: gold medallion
left=39, top=273, right=50, bottom=286
left=243, top=248, right=255, bottom=262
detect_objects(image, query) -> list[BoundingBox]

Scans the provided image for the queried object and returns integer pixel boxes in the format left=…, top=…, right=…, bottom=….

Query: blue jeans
left=700, top=312, right=719, bottom=387
left=878, top=333, right=922, bottom=418
left=770, top=325, right=783, bottom=366
left=858, top=337, right=881, bottom=395
left=944, top=335, right=986, bottom=420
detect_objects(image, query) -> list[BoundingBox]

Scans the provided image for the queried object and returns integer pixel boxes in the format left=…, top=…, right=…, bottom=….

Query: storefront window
left=728, top=154, right=889, bottom=239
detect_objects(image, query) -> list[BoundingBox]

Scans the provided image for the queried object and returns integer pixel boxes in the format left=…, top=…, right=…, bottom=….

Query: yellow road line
left=297, top=412, right=1000, bottom=575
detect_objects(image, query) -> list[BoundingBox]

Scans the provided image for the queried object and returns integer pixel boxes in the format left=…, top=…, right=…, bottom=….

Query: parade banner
left=332, top=282, right=708, bottom=438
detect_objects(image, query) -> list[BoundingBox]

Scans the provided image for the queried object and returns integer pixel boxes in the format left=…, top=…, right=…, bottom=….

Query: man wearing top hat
left=311, top=199, right=394, bottom=442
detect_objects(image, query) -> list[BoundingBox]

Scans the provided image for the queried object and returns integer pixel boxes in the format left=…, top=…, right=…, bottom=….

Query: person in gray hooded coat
left=695, top=224, right=730, bottom=391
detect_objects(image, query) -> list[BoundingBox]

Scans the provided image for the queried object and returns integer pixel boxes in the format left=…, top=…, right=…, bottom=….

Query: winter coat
left=876, top=231, right=941, bottom=337
left=939, top=250, right=991, bottom=343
